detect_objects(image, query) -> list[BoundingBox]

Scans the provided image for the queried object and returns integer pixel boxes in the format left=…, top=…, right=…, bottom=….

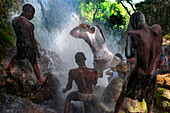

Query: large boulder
left=155, top=73, right=170, bottom=112
left=102, top=76, right=124, bottom=102
left=38, top=49, right=63, bottom=74
left=0, top=93, right=46, bottom=113
left=0, top=58, right=60, bottom=102
left=89, top=96, right=112, bottom=113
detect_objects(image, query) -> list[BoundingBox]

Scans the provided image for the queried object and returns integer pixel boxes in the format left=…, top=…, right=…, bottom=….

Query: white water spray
left=22, top=0, right=122, bottom=90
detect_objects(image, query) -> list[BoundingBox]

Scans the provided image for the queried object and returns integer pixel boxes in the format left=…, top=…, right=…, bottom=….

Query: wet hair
left=22, top=4, right=35, bottom=14
left=130, top=12, right=145, bottom=24
left=75, top=52, right=86, bottom=62
left=115, top=53, right=123, bottom=60
left=130, top=12, right=146, bottom=30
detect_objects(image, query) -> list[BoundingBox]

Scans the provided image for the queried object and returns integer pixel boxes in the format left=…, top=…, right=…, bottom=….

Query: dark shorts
left=16, top=45, right=37, bottom=65
left=122, top=70, right=157, bottom=104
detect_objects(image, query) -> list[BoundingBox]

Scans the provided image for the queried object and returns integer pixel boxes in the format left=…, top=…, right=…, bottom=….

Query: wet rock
left=0, top=58, right=60, bottom=102
left=38, top=49, right=63, bottom=74
left=2, top=59, right=37, bottom=95
left=65, top=95, right=113, bottom=113
left=155, top=87, right=170, bottom=112
left=102, top=76, right=124, bottom=102
left=0, top=93, right=45, bottom=113
left=155, top=73, right=170, bottom=112
left=89, top=96, right=112, bottom=113
left=27, top=72, right=60, bottom=103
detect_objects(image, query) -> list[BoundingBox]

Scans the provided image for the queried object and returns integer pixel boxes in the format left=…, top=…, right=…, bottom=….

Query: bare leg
left=146, top=100, right=153, bottom=113
left=32, top=63, right=46, bottom=85
left=64, top=91, right=80, bottom=113
left=3, top=55, right=17, bottom=76
left=84, top=101, right=91, bottom=113
left=114, top=93, right=124, bottom=113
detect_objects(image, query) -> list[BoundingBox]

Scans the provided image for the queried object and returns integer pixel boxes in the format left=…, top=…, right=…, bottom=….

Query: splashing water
left=23, top=0, right=119, bottom=89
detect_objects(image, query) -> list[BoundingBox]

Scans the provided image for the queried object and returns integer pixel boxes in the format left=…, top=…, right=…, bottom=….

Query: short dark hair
left=115, top=53, right=123, bottom=60
left=75, top=52, right=86, bottom=62
left=130, top=12, right=145, bottom=24
left=22, top=4, right=35, bottom=14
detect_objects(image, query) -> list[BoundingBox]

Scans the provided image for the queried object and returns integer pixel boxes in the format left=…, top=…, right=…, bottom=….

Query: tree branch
left=120, top=1, right=131, bottom=16
left=126, top=0, right=136, bottom=12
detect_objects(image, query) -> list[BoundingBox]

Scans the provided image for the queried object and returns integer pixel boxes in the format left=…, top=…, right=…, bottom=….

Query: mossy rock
left=155, top=87, right=170, bottom=112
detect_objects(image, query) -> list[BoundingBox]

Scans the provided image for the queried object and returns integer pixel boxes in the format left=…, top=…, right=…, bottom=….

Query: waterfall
left=22, top=0, right=122, bottom=90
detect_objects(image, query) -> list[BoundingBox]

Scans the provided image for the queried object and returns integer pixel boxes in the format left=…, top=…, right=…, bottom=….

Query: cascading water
left=17, top=0, right=123, bottom=112
left=23, top=0, right=94, bottom=89
left=23, top=0, right=122, bottom=88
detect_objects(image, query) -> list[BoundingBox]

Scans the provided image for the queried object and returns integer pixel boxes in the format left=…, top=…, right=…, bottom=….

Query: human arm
left=125, top=33, right=135, bottom=59
left=30, top=24, right=40, bottom=58
left=63, top=70, right=73, bottom=93
left=160, top=57, right=167, bottom=70
left=93, top=69, right=98, bottom=85
left=70, top=24, right=88, bottom=39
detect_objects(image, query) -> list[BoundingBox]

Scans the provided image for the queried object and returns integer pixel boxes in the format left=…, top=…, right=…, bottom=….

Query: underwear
left=78, top=91, right=93, bottom=102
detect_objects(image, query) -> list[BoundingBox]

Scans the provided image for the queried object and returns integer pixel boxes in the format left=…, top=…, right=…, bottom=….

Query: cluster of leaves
left=135, top=0, right=170, bottom=35
left=163, top=34, right=170, bottom=40
left=0, top=0, right=19, bottom=62
left=75, top=0, right=130, bottom=32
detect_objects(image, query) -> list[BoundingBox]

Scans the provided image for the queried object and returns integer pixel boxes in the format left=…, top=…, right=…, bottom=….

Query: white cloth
left=111, top=71, right=118, bottom=80
left=86, top=26, right=121, bottom=72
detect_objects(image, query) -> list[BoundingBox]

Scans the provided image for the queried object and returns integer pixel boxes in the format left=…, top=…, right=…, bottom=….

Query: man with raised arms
left=70, top=24, right=121, bottom=78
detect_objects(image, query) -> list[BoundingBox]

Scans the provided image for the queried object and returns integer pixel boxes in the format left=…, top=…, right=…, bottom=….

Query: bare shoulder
left=69, top=69, right=75, bottom=75
left=149, top=24, right=162, bottom=35
left=128, top=31, right=140, bottom=38
left=89, top=68, right=97, bottom=73
left=151, top=24, right=162, bottom=30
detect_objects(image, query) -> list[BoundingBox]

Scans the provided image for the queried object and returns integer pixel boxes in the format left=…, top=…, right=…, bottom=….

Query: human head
left=130, top=12, right=146, bottom=30
left=115, top=53, right=123, bottom=60
left=22, top=4, right=35, bottom=20
left=80, top=23, right=91, bottom=32
left=75, top=52, right=86, bottom=66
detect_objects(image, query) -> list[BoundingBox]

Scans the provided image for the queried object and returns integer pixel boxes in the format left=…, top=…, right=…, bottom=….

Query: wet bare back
left=126, top=24, right=162, bottom=75
left=12, top=16, right=35, bottom=47
left=68, top=67, right=97, bottom=94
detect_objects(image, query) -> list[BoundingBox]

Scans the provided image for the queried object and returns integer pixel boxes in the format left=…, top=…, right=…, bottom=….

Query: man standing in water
left=70, top=24, right=121, bottom=78
left=114, top=12, right=162, bottom=113
left=63, top=52, right=97, bottom=113
left=3, top=4, right=46, bottom=85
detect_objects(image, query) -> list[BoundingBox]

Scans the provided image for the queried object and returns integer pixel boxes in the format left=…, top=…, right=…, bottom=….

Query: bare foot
left=38, top=75, right=46, bottom=85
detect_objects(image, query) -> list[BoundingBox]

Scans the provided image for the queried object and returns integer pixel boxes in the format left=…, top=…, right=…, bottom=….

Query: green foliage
left=163, top=34, right=170, bottom=40
left=76, top=0, right=129, bottom=30
left=135, top=0, right=170, bottom=35
left=0, top=0, right=18, bottom=62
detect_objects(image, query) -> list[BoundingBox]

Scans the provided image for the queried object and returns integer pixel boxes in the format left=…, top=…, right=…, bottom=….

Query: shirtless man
left=70, top=24, right=121, bottom=78
left=3, top=4, right=46, bottom=85
left=63, top=52, right=97, bottom=113
left=114, top=12, right=162, bottom=113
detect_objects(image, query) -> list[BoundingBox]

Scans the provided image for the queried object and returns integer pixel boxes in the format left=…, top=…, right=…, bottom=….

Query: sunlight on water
left=23, top=0, right=121, bottom=91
